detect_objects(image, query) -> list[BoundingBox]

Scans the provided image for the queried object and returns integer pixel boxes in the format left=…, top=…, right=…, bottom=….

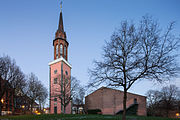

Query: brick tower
left=48, top=2, right=72, bottom=114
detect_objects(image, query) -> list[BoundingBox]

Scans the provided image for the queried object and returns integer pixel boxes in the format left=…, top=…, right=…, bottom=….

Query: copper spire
left=58, top=1, right=64, bottom=32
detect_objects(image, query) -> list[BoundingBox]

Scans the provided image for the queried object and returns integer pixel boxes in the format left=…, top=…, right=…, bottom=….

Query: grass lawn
left=0, top=114, right=178, bottom=120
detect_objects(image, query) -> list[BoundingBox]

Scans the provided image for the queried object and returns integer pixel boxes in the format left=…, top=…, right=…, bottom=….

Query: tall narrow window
left=56, top=44, right=58, bottom=59
left=64, top=46, right=66, bottom=59
left=54, top=78, right=57, bottom=84
left=60, top=44, right=63, bottom=57
left=134, top=98, right=137, bottom=104
left=65, top=71, right=68, bottom=75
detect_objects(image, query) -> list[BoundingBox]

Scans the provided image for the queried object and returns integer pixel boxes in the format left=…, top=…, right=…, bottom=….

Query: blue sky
left=0, top=0, right=180, bottom=102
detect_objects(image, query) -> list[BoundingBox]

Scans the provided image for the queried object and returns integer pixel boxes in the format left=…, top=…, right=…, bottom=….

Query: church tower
left=49, top=2, right=72, bottom=114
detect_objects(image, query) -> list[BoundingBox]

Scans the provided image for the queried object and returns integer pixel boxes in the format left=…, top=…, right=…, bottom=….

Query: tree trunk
left=39, top=102, right=41, bottom=110
left=64, top=106, right=66, bottom=114
left=31, top=101, right=33, bottom=114
left=122, top=88, right=127, bottom=120
left=166, top=107, right=169, bottom=117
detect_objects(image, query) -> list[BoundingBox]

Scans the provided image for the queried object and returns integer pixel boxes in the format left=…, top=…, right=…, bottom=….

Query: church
left=48, top=2, right=72, bottom=114
left=48, top=2, right=147, bottom=116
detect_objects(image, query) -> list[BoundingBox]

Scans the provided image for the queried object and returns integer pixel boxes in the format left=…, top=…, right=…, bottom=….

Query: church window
left=64, top=46, right=66, bottom=58
left=60, top=44, right=63, bottom=57
left=134, top=98, right=137, bottom=104
left=54, top=70, right=57, bottom=74
left=56, top=44, right=58, bottom=59
left=65, top=71, right=68, bottom=75
left=54, top=78, right=57, bottom=84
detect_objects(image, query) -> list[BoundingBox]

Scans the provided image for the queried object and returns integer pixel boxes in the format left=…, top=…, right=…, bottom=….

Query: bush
left=87, top=109, right=102, bottom=114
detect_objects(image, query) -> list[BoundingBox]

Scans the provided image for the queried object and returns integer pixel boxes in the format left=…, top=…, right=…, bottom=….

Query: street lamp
left=21, top=105, right=25, bottom=114
left=176, top=113, right=180, bottom=118
left=1, top=99, right=4, bottom=103
left=22, top=105, right=25, bottom=109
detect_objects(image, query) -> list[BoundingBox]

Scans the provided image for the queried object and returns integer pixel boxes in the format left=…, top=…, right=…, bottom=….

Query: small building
left=14, top=95, right=39, bottom=115
left=0, top=76, right=39, bottom=115
left=0, top=77, right=14, bottom=115
left=85, top=87, right=146, bottom=116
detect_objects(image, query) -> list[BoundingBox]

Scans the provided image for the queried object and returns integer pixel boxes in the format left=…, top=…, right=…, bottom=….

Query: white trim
left=48, top=57, right=72, bottom=68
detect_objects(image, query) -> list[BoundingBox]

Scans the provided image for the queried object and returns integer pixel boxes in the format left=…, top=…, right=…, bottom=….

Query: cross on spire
left=60, top=0, right=63, bottom=12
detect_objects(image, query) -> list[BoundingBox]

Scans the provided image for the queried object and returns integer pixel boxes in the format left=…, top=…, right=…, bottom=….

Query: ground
left=0, top=114, right=178, bottom=120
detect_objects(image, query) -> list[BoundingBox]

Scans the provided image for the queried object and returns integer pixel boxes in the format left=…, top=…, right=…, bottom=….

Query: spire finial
left=60, top=0, right=63, bottom=12
left=57, top=0, right=64, bottom=34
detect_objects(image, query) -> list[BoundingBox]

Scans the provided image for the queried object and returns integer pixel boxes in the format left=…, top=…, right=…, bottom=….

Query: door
left=54, top=106, right=57, bottom=114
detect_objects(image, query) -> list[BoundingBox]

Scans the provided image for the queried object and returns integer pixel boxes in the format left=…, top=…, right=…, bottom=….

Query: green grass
left=0, top=114, right=178, bottom=120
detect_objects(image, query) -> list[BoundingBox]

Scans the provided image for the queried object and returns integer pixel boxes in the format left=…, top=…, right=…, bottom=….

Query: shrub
left=87, top=109, right=102, bottom=114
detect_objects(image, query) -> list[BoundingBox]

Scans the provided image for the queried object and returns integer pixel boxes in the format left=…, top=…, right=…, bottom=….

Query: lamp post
left=43, top=108, right=46, bottom=114
left=1, top=99, right=4, bottom=104
left=0, top=99, right=4, bottom=115
left=176, top=113, right=180, bottom=118
left=21, top=105, right=25, bottom=114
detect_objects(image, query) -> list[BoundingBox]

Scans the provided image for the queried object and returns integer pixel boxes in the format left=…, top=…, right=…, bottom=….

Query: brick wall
left=50, top=60, right=71, bottom=114
left=85, top=87, right=147, bottom=116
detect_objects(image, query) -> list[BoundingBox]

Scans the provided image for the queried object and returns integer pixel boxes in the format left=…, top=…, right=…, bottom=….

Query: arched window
left=60, top=44, right=63, bottom=57
left=65, top=71, right=68, bottom=75
left=64, top=46, right=66, bottom=59
left=56, top=44, right=58, bottom=59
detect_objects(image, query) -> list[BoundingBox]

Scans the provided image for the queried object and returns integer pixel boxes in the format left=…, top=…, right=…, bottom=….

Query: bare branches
left=26, top=73, right=48, bottom=113
left=51, top=74, right=72, bottom=113
left=146, top=85, right=180, bottom=117
left=88, top=15, right=179, bottom=120
left=89, top=15, right=179, bottom=90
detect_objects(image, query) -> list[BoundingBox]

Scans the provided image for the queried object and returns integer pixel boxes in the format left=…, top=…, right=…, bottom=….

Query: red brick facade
left=0, top=78, right=14, bottom=115
left=85, top=87, right=147, bottom=116
left=49, top=59, right=71, bottom=114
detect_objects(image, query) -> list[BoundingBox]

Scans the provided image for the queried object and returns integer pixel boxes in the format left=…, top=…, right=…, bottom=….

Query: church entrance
left=54, top=106, right=57, bottom=114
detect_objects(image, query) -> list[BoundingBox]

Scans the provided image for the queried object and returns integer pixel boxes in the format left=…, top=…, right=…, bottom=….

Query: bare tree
left=88, top=16, right=179, bottom=120
left=146, top=90, right=162, bottom=116
left=160, top=85, right=179, bottom=117
left=73, top=87, right=85, bottom=104
left=71, top=77, right=85, bottom=105
left=51, top=74, right=71, bottom=114
left=73, top=85, right=85, bottom=114
left=37, top=83, right=48, bottom=111
left=26, top=73, right=41, bottom=114
left=51, top=75, right=82, bottom=114
left=0, top=55, right=26, bottom=115
left=71, top=76, right=81, bottom=104
left=146, top=85, right=179, bottom=117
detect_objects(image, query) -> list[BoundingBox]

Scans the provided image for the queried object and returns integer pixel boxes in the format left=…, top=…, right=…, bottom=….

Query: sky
left=0, top=0, right=180, bottom=105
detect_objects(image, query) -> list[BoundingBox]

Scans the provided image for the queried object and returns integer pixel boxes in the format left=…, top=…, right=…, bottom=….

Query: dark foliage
left=87, top=109, right=102, bottom=114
